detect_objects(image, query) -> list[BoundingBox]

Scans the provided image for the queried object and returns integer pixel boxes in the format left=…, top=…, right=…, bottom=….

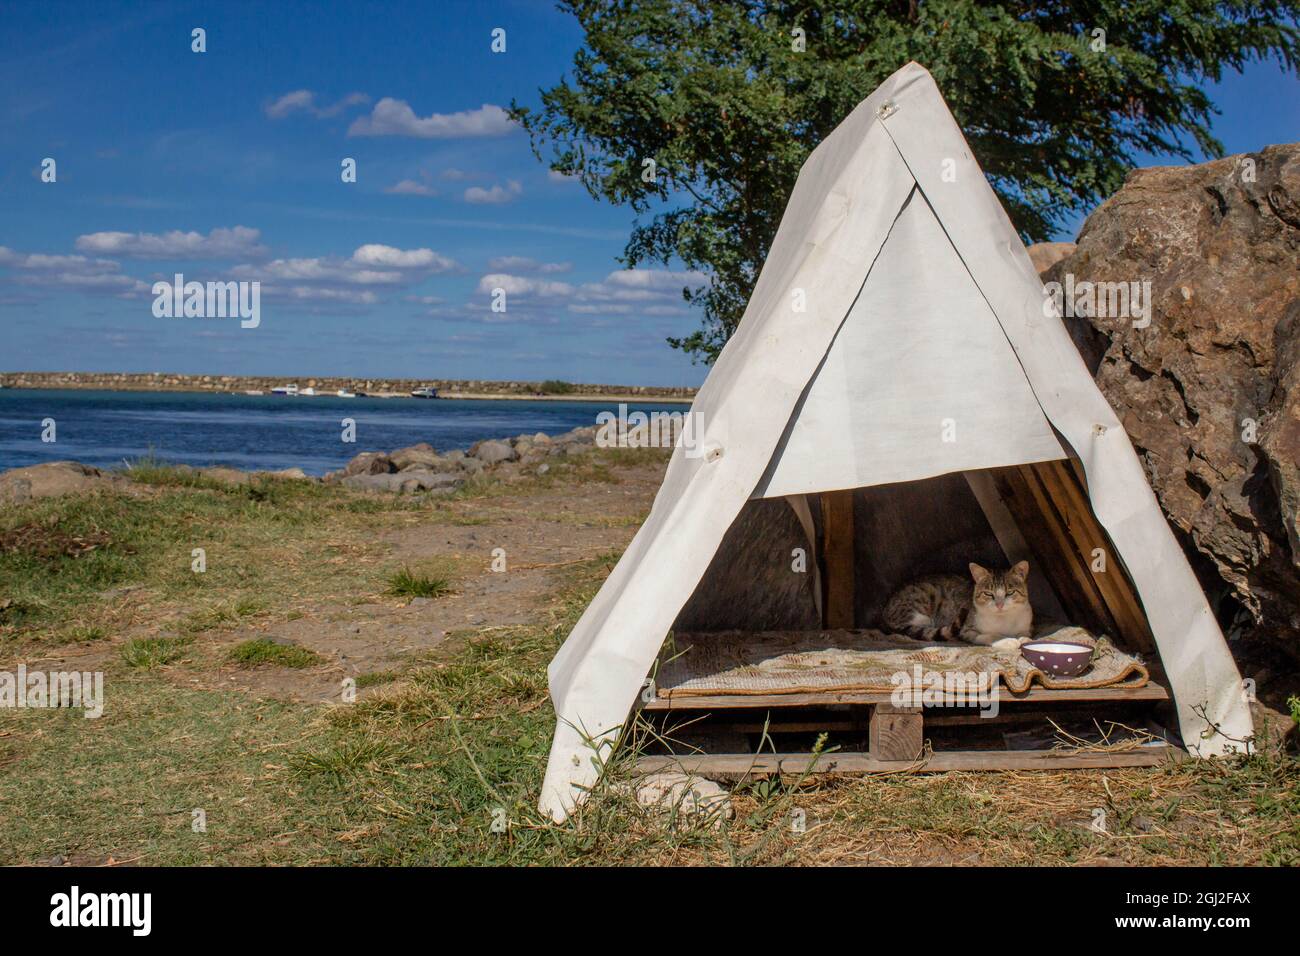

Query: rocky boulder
left=341, top=471, right=462, bottom=494
left=1045, top=144, right=1300, bottom=636
left=1026, top=241, right=1076, bottom=275
left=0, top=461, right=124, bottom=504
left=470, top=439, right=516, bottom=465
left=390, top=442, right=438, bottom=470
left=342, top=451, right=396, bottom=477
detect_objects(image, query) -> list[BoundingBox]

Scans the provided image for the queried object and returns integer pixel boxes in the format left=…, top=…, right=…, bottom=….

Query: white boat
left=271, top=384, right=299, bottom=396
left=410, top=386, right=439, bottom=399
left=300, top=387, right=318, bottom=396
left=336, top=389, right=357, bottom=398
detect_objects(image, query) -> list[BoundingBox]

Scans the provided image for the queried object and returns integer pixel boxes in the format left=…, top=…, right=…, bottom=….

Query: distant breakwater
left=0, top=371, right=696, bottom=401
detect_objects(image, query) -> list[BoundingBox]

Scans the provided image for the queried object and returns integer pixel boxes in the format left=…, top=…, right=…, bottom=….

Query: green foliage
left=513, top=0, right=1300, bottom=362
left=121, top=636, right=193, bottom=669
left=539, top=379, right=576, bottom=394
left=227, top=638, right=323, bottom=669
left=385, top=566, right=454, bottom=599
left=1289, top=694, right=1299, bottom=726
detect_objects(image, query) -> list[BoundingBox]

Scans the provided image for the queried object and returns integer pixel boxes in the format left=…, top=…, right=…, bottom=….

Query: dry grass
left=0, top=452, right=1294, bottom=866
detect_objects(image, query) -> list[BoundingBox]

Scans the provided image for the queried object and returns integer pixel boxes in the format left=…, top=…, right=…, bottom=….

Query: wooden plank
left=996, top=465, right=1118, bottom=637
left=643, top=681, right=1168, bottom=711
left=820, top=490, right=856, bottom=628
left=636, top=743, right=1181, bottom=777
left=869, top=703, right=924, bottom=761
left=1019, top=464, right=1119, bottom=634
left=1035, top=459, right=1156, bottom=653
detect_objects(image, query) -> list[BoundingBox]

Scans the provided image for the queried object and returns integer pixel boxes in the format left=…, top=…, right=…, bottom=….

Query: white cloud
left=233, top=257, right=399, bottom=285
left=348, top=100, right=515, bottom=139
left=564, top=268, right=708, bottom=312
left=486, top=256, right=572, bottom=274
left=548, top=169, right=579, bottom=183
left=14, top=272, right=150, bottom=297
left=0, top=245, right=149, bottom=298
left=351, top=244, right=459, bottom=271
left=385, top=179, right=437, bottom=196
left=457, top=267, right=708, bottom=326
left=0, top=247, right=119, bottom=273
left=600, top=268, right=709, bottom=291
left=226, top=243, right=462, bottom=311
left=75, top=226, right=267, bottom=260
left=476, top=273, right=574, bottom=298
left=273, top=286, right=379, bottom=305
left=464, top=180, right=523, bottom=205
left=266, top=90, right=369, bottom=119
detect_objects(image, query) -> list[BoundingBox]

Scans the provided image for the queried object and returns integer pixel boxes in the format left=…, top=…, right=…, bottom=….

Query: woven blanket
left=656, top=625, right=1148, bottom=698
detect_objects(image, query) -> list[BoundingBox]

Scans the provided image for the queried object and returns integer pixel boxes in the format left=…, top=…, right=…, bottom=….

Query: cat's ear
left=1011, top=560, right=1030, bottom=579
left=968, top=562, right=989, bottom=582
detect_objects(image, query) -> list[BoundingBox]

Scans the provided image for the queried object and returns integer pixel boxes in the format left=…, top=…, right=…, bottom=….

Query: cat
left=881, top=561, right=1033, bottom=652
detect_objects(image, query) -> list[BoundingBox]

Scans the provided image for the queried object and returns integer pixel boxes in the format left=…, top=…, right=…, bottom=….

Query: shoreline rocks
left=321, top=424, right=608, bottom=495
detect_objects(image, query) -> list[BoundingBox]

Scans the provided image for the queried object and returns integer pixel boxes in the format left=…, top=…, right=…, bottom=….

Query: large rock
left=632, top=772, right=733, bottom=827
left=390, top=442, right=438, bottom=470
left=0, top=461, right=123, bottom=504
left=1026, top=241, right=1076, bottom=275
left=1045, top=144, right=1300, bottom=634
left=470, top=439, right=516, bottom=465
left=340, top=471, right=461, bottom=494
left=342, top=451, right=396, bottom=477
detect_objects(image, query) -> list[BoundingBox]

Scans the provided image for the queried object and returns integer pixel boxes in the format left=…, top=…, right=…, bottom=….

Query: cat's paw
left=991, top=637, right=1028, bottom=653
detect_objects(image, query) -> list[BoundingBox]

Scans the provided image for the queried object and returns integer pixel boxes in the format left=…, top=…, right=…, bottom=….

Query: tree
left=511, top=0, right=1300, bottom=363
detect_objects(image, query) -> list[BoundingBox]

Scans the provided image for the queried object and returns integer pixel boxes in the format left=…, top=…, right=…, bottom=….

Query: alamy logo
left=50, top=886, right=151, bottom=936
left=595, top=403, right=705, bottom=457
left=152, top=272, right=260, bottom=328
left=1042, top=273, right=1152, bottom=329
left=0, top=666, right=103, bottom=718
left=890, top=665, right=1000, bottom=717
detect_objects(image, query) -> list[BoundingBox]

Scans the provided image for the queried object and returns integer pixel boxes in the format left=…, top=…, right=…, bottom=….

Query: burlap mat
left=657, top=625, right=1148, bottom=698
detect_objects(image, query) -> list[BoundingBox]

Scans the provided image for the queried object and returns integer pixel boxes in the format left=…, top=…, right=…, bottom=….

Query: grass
left=1, top=541, right=1296, bottom=866
left=0, top=450, right=1294, bottom=866
left=122, top=635, right=193, bottom=669
left=0, top=463, right=425, bottom=650
left=385, top=566, right=453, bottom=599
left=227, top=638, right=323, bottom=669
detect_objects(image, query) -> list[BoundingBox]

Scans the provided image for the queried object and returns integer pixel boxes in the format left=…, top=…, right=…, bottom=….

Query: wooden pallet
left=639, top=682, right=1176, bottom=772
left=643, top=681, right=1168, bottom=711
left=636, top=742, right=1181, bottom=778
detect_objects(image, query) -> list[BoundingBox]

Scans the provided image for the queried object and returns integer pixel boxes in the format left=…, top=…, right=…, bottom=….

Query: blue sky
left=1, top=0, right=1296, bottom=387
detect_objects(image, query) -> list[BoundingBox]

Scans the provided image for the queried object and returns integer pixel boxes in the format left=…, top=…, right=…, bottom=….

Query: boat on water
left=410, top=386, right=439, bottom=399
left=336, top=389, right=357, bottom=398
left=300, top=387, right=318, bottom=396
left=270, top=384, right=299, bottom=396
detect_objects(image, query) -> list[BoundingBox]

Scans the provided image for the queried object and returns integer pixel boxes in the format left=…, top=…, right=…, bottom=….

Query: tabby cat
left=881, top=561, right=1033, bottom=651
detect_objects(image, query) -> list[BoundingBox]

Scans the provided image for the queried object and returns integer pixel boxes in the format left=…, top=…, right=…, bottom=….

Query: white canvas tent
left=540, top=61, right=1252, bottom=822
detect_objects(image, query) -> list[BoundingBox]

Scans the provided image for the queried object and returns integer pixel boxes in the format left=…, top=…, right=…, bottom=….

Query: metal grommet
left=876, top=101, right=898, bottom=120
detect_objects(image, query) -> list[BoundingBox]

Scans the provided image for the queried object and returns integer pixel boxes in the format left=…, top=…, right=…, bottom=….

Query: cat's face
left=968, top=561, right=1030, bottom=612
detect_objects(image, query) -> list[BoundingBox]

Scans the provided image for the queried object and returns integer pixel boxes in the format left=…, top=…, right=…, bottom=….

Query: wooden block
left=869, top=702, right=923, bottom=761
